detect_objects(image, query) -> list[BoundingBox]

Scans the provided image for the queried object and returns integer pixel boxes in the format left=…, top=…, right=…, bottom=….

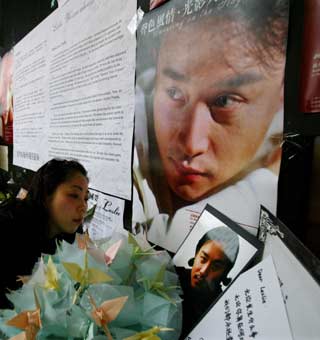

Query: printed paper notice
left=13, top=16, right=51, bottom=169
left=13, top=0, right=136, bottom=200
left=186, top=256, right=293, bottom=340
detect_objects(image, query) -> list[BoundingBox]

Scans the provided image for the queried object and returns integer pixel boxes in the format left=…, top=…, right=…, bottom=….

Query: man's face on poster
left=153, top=18, right=284, bottom=202
left=191, top=239, right=227, bottom=290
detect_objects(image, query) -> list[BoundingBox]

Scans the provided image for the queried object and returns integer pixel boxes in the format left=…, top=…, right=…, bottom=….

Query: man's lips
left=193, top=274, right=205, bottom=285
left=170, top=158, right=207, bottom=182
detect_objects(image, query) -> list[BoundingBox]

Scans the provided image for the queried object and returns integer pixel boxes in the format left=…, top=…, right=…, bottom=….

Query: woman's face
left=46, top=172, right=89, bottom=237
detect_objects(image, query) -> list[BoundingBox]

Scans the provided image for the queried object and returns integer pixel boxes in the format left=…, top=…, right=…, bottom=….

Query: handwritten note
left=84, top=188, right=125, bottom=240
left=263, top=229, right=320, bottom=340
left=186, top=256, right=293, bottom=340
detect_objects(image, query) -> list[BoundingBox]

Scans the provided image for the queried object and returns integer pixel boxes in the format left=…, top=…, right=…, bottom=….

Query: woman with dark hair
left=176, top=226, right=239, bottom=337
left=0, top=158, right=89, bottom=308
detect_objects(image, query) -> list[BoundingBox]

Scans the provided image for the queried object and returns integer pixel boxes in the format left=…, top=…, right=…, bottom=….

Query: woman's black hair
left=25, top=158, right=88, bottom=223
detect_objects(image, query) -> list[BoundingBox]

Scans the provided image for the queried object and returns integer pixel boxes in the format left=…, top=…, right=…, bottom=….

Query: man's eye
left=211, top=261, right=225, bottom=271
left=166, top=87, right=184, bottom=102
left=200, top=256, right=207, bottom=263
left=69, top=193, right=79, bottom=199
left=213, top=95, right=240, bottom=108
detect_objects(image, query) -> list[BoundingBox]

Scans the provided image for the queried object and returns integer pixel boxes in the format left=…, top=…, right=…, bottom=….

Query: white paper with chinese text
left=186, top=256, right=293, bottom=340
left=263, top=234, right=320, bottom=340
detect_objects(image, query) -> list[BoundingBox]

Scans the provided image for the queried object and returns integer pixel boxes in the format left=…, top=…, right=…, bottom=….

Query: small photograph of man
left=189, top=227, right=239, bottom=294
left=173, top=208, right=260, bottom=336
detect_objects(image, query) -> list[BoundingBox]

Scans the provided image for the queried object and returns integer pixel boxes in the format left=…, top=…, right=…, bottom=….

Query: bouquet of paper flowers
left=0, top=233, right=182, bottom=340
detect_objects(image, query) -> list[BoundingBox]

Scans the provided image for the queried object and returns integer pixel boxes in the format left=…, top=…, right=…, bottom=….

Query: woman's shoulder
left=0, top=198, right=20, bottom=217
left=0, top=199, right=39, bottom=230
left=1, top=197, right=29, bottom=212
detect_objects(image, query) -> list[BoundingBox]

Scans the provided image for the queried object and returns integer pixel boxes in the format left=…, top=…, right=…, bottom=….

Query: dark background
left=0, top=0, right=319, bottom=258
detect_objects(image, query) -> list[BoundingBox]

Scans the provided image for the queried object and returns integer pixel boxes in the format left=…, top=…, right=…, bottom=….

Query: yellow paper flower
left=123, top=326, right=173, bottom=340
left=43, top=256, right=59, bottom=290
left=62, top=249, right=112, bottom=287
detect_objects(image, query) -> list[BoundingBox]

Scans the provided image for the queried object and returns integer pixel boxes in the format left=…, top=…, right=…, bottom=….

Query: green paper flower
left=1, top=234, right=182, bottom=339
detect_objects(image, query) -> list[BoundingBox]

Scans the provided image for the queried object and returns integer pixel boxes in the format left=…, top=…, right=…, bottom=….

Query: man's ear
left=188, top=258, right=195, bottom=267
left=222, top=276, right=232, bottom=286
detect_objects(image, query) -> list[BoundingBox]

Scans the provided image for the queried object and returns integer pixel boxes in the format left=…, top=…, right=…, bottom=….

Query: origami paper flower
left=137, top=264, right=179, bottom=304
left=6, top=291, right=42, bottom=340
left=19, top=256, right=60, bottom=290
left=89, top=294, right=128, bottom=340
left=76, top=231, right=94, bottom=250
left=85, top=204, right=97, bottom=220
left=104, top=240, right=123, bottom=265
left=43, top=256, right=59, bottom=291
left=123, top=326, right=173, bottom=340
left=62, top=249, right=112, bottom=303
left=128, top=234, right=156, bottom=259
left=0, top=233, right=182, bottom=339
left=16, top=276, right=30, bottom=285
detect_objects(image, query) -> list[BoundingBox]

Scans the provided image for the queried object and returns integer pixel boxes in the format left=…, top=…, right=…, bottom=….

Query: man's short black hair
left=195, top=226, right=240, bottom=266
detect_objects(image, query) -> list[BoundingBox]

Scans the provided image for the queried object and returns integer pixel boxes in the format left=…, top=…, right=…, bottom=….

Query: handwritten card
left=186, top=256, right=293, bottom=340
left=259, top=207, right=320, bottom=340
left=84, top=188, right=125, bottom=240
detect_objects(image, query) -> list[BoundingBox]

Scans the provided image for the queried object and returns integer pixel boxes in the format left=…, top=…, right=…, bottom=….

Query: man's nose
left=179, top=102, right=210, bottom=158
left=199, top=262, right=211, bottom=276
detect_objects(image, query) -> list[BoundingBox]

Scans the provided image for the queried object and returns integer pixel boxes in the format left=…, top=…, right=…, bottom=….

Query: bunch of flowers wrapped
left=0, top=233, right=182, bottom=339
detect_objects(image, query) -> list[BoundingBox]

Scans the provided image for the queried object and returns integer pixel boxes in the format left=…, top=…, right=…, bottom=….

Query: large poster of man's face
left=133, top=0, right=289, bottom=252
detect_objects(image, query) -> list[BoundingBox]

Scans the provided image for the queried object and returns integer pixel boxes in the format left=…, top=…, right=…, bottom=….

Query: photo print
left=173, top=204, right=262, bottom=336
